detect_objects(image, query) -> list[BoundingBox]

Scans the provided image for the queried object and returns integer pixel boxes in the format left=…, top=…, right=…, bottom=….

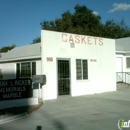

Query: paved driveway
left=0, top=88, right=130, bottom=130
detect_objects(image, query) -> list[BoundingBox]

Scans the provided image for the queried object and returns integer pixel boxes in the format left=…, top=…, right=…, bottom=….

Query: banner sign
left=0, top=78, right=32, bottom=100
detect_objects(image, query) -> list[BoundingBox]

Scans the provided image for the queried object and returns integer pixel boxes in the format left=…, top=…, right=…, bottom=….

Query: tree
left=31, top=37, right=41, bottom=44
left=40, top=5, right=103, bottom=37
left=0, top=44, right=16, bottom=53
left=103, top=19, right=130, bottom=38
left=40, top=4, right=130, bottom=39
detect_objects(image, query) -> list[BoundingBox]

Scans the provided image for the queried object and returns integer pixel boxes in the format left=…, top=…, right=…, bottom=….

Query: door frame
left=56, top=58, right=71, bottom=96
left=116, top=57, right=123, bottom=82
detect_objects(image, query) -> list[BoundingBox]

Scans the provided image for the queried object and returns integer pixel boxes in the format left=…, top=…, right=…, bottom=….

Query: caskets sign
left=0, top=78, right=32, bottom=100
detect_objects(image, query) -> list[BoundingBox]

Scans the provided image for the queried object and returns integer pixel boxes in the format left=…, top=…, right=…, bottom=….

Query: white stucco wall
left=0, top=60, right=41, bottom=80
left=0, top=60, right=41, bottom=109
left=36, top=60, right=42, bottom=75
left=116, top=54, right=130, bottom=72
left=116, top=54, right=130, bottom=83
left=0, top=63, right=16, bottom=79
left=125, top=56, right=130, bottom=72
left=41, top=30, right=116, bottom=100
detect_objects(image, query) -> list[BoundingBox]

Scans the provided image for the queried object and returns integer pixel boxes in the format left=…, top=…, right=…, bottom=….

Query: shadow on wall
left=0, top=71, right=16, bottom=80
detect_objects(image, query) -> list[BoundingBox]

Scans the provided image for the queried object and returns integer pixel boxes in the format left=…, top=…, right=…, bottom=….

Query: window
left=21, top=62, right=31, bottom=77
left=76, top=59, right=88, bottom=80
left=76, top=59, right=82, bottom=80
left=16, top=62, right=36, bottom=78
left=32, top=62, right=36, bottom=76
left=0, top=69, right=2, bottom=79
left=16, top=63, right=20, bottom=79
left=83, top=60, right=88, bottom=79
left=126, top=57, right=130, bottom=68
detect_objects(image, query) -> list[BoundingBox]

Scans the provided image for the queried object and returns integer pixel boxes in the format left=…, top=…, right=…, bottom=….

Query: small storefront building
left=0, top=30, right=117, bottom=108
left=41, top=30, right=116, bottom=100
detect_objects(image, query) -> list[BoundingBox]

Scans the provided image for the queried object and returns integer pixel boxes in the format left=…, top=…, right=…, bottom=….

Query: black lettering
left=15, top=80, right=30, bottom=86
left=3, top=92, right=22, bottom=99
left=23, top=86, right=26, bottom=91
left=27, top=80, right=31, bottom=85
left=0, top=88, right=3, bottom=93
left=1, top=88, right=5, bottom=93
left=6, top=87, right=11, bottom=92
left=0, top=81, right=8, bottom=86
left=10, top=81, right=14, bottom=86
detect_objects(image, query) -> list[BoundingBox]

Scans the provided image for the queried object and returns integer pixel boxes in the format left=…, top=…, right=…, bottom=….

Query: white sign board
left=32, top=75, right=46, bottom=84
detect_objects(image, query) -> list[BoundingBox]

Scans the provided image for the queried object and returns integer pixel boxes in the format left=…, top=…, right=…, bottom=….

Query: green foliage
left=0, top=44, right=16, bottom=53
left=103, top=19, right=130, bottom=38
left=40, top=5, right=103, bottom=36
left=31, top=37, right=41, bottom=44
left=40, top=4, right=130, bottom=39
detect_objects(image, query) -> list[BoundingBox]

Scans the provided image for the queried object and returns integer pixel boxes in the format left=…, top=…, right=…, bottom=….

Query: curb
left=27, top=101, right=43, bottom=114
left=0, top=102, right=43, bottom=125
left=0, top=112, right=28, bottom=124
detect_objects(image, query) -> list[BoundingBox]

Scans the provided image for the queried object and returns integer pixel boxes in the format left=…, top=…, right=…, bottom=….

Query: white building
left=116, top=37, right=130, bottom=84
left=41, top=30, right=116, bottom=100
left=0, top=30, right=117, bottom=109
left=0, top=43, right=41, bottom=109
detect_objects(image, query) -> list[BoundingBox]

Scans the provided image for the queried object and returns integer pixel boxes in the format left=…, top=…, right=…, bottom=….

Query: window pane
left=83, top=60, right=88, bottom=79
left=32, top=62, right=36, bottom=76
left=126, top=58, right=130, bottom=68
left=76, top=59, right=82, bottom=80
left=16, top=63, right=20, bottom=79
left=21, top=62, right=31, bottom=77
left=0, top=69, right=2, bottom=79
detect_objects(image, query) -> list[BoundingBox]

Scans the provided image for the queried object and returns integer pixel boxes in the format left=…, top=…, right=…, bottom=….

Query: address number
left=47, top=57, right=53, bottom=62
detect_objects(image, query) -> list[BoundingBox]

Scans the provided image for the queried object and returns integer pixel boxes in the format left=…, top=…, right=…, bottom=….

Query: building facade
left=0, top=43, right=41, bottom=109
left=41, top=30, right=116, bottom=100
left=116, top=37, right=130, bottom=84
left=0, top=30, right=117, bottom=109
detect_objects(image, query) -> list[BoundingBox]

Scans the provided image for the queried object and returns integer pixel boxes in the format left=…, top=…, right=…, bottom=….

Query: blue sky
left=0, top=0, right=130, bottom=48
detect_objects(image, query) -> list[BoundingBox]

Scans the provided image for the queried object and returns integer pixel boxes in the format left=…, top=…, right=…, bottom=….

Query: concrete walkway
left=0, top=86, right=130, bottom=130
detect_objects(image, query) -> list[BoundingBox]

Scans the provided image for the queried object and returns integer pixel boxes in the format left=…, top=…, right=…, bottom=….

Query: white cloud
left=92, top=11, right=99, bottom=16
left=109, top=3, right=130, bottom=13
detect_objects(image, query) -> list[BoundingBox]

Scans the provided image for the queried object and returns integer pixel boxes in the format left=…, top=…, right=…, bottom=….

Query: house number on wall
left=47, top=57, right=53, bottom=62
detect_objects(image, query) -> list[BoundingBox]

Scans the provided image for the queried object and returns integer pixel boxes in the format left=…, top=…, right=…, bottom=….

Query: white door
left=57, top=60, right=70, bottom=95
left=116, top=57, right=123, bottom=72
left=116, top=57, right=123, bottom=82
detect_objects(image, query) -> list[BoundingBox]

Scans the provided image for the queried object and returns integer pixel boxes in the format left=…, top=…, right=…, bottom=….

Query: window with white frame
left=16, top=62, right=36, bottom=78
left=76, top=59, right=88, bottom=80
left=126, top=57, right=130, bottom=68
left=21, top=62, right=31, bottom=77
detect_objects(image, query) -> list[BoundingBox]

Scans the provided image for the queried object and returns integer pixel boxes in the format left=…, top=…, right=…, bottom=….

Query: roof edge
left=0, top=55, right=41, bottom=63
